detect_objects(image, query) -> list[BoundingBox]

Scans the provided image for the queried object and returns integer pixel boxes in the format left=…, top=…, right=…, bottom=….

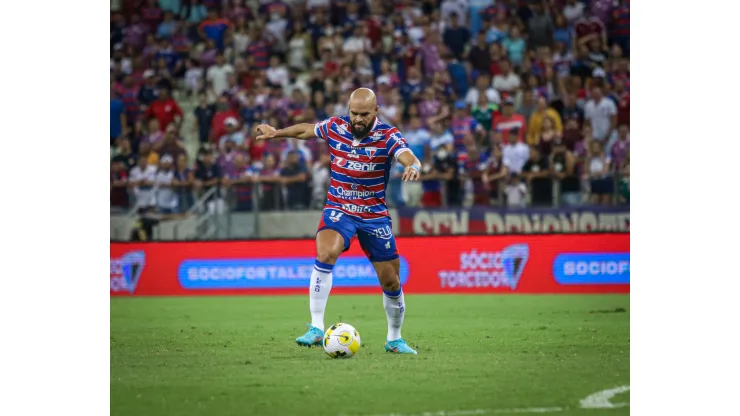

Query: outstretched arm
left=397, top=150, right=422, bottom=182
left=255, top=123, right=318, bottom=141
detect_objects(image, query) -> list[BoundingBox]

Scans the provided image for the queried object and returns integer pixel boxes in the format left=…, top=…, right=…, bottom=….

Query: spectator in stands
left=502, top=129, right=530, bottom=174
left=207, top=53, right=234, bottom=97
left=199, top=8, right=232, bottom=50
left=110, top=160, right=130, bottom=210
left=535, top=116, right=562, bottom=157
left=462, top=146, right=491, bottom=206
left=111, top=87, right=126, bottom=146
left=146, top=88, right=183, bottom=133
left=527, top=95, right=563, bottom=145
left=609, top=124, right=630, bottom=170
left=181, top=0, right=208, bottom=24
left=443, top=13, right=470, bottom=60
left=515, top=89, right=537, bottom=122
left=111, top=136, right=138, bottom=172
left=280, top=150, right=309, bottom=210
left=255, top=153, right=283, bottom=211
left=611, top=77, right=630, bottom=127
left=129, top=155, right=157, bottom=210
left=157, top=123, right=187, bottom=160
left=586, top=140, right=612, bottom=205
left=502, top=26, right=526, bottom=67
left=194, top=149, right=225, bottom=214
left=493, top=96, right=526, bottom=143
left=193, top=94, right=215, bottom=146
left=526, top=2, right=554, bottom=50
left=584, top=86, right=617, bottom=141
left=218, top=117, right=246, bottom=149
left=551, top=138, right=581, bottom=207
left=210, top=96, right=239, bottom=142
left=217, top=137, right=242, bottom=178
left=154, top=155, right=179, bottom=214
left=482, top=143, right=507, bottom=204
left=174, top=153, right=195, bottom=212
left=310, top=153, right=331, bottom=209
left=504, top=174, right=527, bottom=208
left=465, top=74, right=500, bottom=107
left=421, top=142, right=457, bottom=208
left=223, top=153, right=255, bottom=212
left=522, top=145, right=552, bottom=207
left=493, top=60, right=521, bottom=94
left=138, top=141, right=160, bottom=167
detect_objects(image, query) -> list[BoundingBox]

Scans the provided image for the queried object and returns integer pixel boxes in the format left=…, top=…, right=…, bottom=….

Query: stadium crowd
left=110, top=0, right=630, bottom=215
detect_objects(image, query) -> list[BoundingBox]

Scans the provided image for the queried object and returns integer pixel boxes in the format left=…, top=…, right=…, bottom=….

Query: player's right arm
left=255, top=123, right=318, bottom=141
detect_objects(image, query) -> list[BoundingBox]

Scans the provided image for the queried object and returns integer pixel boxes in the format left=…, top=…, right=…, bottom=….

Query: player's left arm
left=387, top=128, right=422, bottom=182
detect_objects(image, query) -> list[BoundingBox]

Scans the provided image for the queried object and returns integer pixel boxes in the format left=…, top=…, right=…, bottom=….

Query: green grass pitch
left=111, top=294, right=629, bottom=416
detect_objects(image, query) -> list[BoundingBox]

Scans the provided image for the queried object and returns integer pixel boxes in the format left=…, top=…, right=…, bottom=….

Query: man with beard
left=255, top=88, right=422, bottom=355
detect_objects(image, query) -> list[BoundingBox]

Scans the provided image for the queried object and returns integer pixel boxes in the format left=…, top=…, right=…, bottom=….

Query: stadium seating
left=110, top=0, right=630, bottom=218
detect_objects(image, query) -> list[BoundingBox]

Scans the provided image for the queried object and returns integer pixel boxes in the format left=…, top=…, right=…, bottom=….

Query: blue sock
left=314, top=260, right=334, bottom=273
left=383, top=287, right=402, bottom=299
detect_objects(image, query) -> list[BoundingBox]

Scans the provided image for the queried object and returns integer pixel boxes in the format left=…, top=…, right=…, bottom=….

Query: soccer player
left=255, top=88, right=421, bottom=354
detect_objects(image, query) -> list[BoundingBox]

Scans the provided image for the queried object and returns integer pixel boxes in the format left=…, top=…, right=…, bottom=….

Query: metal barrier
left=112, top=172, right=628, bottom=241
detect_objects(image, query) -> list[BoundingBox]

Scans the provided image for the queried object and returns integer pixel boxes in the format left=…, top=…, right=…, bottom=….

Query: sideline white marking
left=356, top=407, right=564, bottom=416
left=349, top=385, right=630, bottom=416
left=579, top=385, right=630, bottom=409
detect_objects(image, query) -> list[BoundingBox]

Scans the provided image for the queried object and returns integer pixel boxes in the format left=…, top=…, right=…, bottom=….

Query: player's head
left=348, top=88, right=378, bottom=138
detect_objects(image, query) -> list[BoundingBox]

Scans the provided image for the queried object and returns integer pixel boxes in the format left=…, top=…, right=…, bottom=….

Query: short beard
left=350, top=122, right=372, bottom=139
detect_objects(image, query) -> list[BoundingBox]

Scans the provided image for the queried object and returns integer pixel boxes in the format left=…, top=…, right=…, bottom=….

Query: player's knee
left=316, top=249, right=340, bottom=265
left=380, top=275, right=401, bottom=292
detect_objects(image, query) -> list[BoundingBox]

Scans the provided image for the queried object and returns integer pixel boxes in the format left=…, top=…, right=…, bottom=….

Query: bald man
left=255, top=88, right=421, bottom=354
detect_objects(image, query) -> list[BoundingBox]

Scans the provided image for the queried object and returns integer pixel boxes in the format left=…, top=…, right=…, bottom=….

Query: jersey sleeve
left=386, top=127, right=411, bottom=160
left=314, top=117, right=336, bottom=140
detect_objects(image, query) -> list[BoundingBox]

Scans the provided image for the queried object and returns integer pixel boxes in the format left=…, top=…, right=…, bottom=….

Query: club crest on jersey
left=365, top=147, right=378, bottom=157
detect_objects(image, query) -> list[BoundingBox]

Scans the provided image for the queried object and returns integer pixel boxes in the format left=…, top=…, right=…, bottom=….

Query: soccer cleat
left=384, top=338, right=418, bottom=355
left=296, top=324, right=324, bottom=347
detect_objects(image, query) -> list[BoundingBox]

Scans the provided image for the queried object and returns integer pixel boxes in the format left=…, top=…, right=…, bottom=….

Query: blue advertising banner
left=178, top=256, right=411, bottom=290
left=396, top=206, right=630, bottom=236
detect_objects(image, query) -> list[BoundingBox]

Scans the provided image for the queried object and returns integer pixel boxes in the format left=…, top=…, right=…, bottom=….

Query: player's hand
left=255, top=124, right=277, bottom=141
left=402, top=165, right=421, bottom=182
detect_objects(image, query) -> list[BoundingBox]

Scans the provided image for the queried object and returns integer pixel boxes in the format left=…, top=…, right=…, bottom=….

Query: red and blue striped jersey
left=314, top=116, right=411, bottom=220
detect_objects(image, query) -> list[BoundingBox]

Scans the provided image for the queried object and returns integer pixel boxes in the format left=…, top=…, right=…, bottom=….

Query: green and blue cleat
left=384, top=338, right=418, bottom=354
left=296, top=324, right=324, bottom=347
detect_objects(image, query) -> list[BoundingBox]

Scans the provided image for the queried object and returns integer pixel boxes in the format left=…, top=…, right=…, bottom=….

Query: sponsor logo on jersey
left=333, top=157, right=379, bottom=171
left=341, top=204, right=373, bottom=213
left=347, top=149, right=361, bottom=159
left=110, top=251, right=146, bottom=293
left=336, top=186, right=374, bottom=198
left=389, top=131, right=406, bottom=145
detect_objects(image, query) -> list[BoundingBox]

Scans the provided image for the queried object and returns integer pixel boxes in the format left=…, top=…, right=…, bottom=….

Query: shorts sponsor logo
left=552, top=253, right=630, bottom=285
left=438, top=244, right=529, bottom=290
left=110, top=251, right=146, bottom=293
left=373, top=225, right=393, bottom=240
left=178, top=256, right=410, bottom=289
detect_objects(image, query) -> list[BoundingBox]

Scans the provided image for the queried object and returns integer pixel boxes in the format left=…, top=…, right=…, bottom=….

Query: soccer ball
left=323, top=323, right=361, bottom=358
